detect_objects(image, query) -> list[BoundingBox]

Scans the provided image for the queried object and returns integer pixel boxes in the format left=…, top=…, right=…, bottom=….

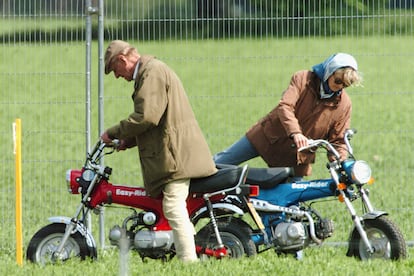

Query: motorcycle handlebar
left=298, top=139, right=341, bottom=159
left=98, top=139, right=120, bottom=149
left=297, top=139, right=320, bottom=152
left=297, top=129, right=356, bottom=159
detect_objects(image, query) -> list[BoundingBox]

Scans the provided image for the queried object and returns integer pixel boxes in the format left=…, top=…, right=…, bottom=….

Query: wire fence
left=1, top=0, right=413, bottom=255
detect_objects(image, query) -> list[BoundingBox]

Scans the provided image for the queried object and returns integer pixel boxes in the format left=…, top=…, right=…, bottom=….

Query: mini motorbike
left=26, top=139, right=259, bottom=265
left=236, top=129, right=407, bottom=260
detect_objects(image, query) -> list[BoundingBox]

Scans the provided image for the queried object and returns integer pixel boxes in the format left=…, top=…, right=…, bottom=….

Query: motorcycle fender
left=346, top=211, right=388, bottom=257
left=48, top=216, right=97, bottom=250
left=191, top=203, right=244, bottom=222
left=361, top=211, right=388, bottom=220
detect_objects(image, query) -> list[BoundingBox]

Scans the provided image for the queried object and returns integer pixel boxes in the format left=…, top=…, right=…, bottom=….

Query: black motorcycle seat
left=190, top=165, right=242, bottom=194
left=246, top=167, right=294, bottom=189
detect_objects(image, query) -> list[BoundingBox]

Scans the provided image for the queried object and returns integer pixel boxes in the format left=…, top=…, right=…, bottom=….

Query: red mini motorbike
left=26, top=140, right=259, bottom=264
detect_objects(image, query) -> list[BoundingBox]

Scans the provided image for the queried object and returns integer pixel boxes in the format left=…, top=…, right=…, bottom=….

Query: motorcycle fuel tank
left=254, top=179, right=336, bottom=206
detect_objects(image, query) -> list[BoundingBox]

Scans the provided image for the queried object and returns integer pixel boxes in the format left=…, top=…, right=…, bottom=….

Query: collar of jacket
left=134, top=55, right=156, bottom=90
left=309, top=73, right=341, bottom=106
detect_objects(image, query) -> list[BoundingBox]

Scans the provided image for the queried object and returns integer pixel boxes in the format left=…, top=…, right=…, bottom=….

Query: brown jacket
left=107, top=55, right=217, bottom=197
left=246, top=70, right=351, bottom=176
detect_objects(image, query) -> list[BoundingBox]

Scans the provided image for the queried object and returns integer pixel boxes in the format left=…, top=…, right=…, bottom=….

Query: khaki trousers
left=162, top=178, right=197, bottom=262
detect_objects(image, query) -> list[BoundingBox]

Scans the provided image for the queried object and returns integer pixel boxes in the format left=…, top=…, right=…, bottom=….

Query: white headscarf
left=312, top=53, right=358, bottom=98
left=322, top=53, right=358, bottom=81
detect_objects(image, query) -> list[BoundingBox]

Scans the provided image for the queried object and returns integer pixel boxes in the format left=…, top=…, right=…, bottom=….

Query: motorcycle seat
left=190, top=165, right=242, bottom=194
left=246, top=167, right=294, bottom=189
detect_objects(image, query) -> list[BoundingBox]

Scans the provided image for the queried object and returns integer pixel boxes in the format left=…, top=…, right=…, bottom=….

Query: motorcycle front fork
left=52, top=218, right=79, bottom=261
left=330, top=165, right=374, bottom=254
left=339, top=189, right=374, bottom=254
left=52, top=203, right=89, bottom=261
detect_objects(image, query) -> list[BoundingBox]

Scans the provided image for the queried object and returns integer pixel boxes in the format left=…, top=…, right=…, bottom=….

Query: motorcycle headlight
left=81, top=169, right=95, bottom=181
left=66, top=169, right=82, bottom=194
left=351, top=160, right=372, bottom=184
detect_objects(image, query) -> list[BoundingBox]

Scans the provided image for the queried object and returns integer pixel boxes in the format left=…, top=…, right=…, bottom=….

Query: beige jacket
left=107, top=55, right=217, bottom=197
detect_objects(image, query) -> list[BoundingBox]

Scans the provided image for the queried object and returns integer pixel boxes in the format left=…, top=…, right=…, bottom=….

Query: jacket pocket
left=296, top=151, right=316, bottom=165
left=139, top=136, right=178, bottom=184
left=262, top=119, right=280, bottom=144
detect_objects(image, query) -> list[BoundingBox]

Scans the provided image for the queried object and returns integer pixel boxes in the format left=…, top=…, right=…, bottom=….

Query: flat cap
left=104, top=40, right=131, bottom=74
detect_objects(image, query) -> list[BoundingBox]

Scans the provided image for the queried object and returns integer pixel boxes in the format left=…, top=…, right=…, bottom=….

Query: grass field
left=3, top=240, right=414, bottom=275
left=1, top=36, right=414, bottom=274
left=3, top=246, right=414, bottom=275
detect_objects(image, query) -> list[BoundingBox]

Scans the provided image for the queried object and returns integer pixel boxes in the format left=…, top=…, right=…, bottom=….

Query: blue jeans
left=213, top=135, right=259, bottom=165
left=214, top=135, right=303, bottom=181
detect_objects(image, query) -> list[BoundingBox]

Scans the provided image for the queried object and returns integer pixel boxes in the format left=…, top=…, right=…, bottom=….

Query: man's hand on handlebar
left=100, top=131, right=112, bottom=144
left=100, top=132, right=128, bottom=151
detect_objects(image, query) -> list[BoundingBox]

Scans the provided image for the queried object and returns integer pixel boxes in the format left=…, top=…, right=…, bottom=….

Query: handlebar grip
left=298, top=139, right=315, bottom=152
left=111, top=139, right=120, bottom=149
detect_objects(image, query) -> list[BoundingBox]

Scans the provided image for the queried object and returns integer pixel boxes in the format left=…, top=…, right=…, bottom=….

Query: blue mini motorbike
left=221, top=129, right=406, bottom=260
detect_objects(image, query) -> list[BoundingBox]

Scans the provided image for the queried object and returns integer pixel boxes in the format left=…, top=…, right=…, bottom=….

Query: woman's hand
left=292, top=133, right=308, bottom=149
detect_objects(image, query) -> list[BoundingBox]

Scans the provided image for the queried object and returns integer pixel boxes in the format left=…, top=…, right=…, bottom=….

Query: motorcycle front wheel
left=195, top=218, right=256, bottom=258
left=26, top=223, right=96, bottom=265
left=347, top=216, right=407, bottom=260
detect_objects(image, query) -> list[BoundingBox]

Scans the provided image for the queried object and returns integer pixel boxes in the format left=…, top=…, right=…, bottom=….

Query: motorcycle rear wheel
left=195, top=218, right=256, bottom=258
left=26, top=223, right=96, bottom=265
left=347, top=216, right=407, bottom=260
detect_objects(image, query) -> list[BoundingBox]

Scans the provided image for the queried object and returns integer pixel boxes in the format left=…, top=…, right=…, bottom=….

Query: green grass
left=1, top=36, right=414, bottom=274
left=3, top=247, right=414, bottom=276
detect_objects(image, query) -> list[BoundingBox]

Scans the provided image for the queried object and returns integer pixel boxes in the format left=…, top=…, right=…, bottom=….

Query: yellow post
left=14, top=119, right=23, bottom=266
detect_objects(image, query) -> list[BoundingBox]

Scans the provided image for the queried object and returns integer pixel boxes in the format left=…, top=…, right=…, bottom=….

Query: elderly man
left=101, top=40, right=217, bottom=262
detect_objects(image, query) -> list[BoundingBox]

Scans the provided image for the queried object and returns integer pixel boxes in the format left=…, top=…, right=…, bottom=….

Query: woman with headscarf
left=214, top=53, right=363, bottom=178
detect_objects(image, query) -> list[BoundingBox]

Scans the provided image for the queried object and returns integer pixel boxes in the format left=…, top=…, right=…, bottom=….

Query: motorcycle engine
left=108, top=225, right=174, bottom=259
left=133, top=229, right=174, bottom=250
left=273, top=222, right=307, bottom=250
left=315, top=218, right=334, bottom=239
left=133, top=229, right=174, bottom=259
